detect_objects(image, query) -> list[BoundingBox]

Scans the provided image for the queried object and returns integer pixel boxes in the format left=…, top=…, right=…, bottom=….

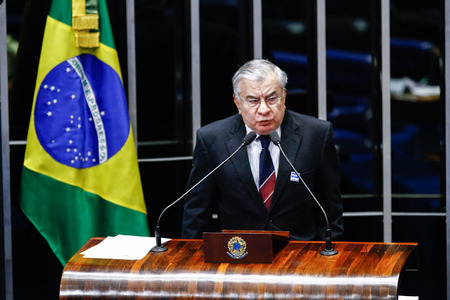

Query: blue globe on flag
left=34, top=54, right=130, bottom=169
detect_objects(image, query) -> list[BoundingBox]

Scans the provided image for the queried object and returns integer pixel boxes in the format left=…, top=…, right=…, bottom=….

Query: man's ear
left=233, top=95, right=242, bottom=114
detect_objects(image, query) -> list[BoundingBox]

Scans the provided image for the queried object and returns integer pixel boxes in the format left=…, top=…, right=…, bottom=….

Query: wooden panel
left=203, top=232, right=289, bottom=263
left=60, top=239, right=417, bottom=299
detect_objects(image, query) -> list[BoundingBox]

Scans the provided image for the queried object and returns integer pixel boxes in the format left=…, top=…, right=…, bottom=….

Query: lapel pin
left=290, top=171, right=299, bottom=182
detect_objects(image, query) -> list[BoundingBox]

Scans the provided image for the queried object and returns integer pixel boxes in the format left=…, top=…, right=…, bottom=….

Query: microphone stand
left=269, top=132, right=338, bottom=256
left=151, top=132, right=257, bottom=252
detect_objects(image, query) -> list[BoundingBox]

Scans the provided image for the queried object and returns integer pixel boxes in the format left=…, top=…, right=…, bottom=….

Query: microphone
left=150, top=131, right=258, bottom=252
left=268, top=131, right=338, bottom=256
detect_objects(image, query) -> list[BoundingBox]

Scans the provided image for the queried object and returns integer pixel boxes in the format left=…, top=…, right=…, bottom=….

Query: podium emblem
left=227, top=236, right=248, bottom=259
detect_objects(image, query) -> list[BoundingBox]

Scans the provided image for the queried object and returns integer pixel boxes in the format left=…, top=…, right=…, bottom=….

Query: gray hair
left=232, top=59, right=288, bottom=97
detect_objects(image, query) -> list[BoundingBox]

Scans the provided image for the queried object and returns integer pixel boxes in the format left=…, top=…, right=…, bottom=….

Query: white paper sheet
left=80, top=235, right=171, bottom=260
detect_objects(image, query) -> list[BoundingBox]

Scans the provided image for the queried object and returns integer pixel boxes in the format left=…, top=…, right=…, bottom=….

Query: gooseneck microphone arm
left=268, top=131, right=338, bottom=256
left=151, top=131, right=257, bottom=252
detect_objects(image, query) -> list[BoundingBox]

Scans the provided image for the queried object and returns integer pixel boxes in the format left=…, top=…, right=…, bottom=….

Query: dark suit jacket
left=182, top=110, right=344, bottom=241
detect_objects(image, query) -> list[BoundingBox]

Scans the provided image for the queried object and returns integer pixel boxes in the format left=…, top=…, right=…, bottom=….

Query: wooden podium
left=60, top=237, right=417, bottom=299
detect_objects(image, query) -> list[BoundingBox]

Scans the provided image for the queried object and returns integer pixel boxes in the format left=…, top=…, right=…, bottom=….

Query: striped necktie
left=259, top=135, right=275, bottom=210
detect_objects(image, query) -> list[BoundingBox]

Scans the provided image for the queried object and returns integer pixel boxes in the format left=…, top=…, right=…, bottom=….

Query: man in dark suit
left=182, top=59, right=344, bottom=241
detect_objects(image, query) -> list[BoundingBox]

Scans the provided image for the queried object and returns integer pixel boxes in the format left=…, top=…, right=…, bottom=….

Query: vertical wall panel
left=445, top=1, right=450, bottom=298
left=252, top=0, right=262, bottom=59
left=381, top=0, right=392, bottom=242
left=316, top=0, right=327, bottom=120
left=0, top=0, right=13, bottom=298
left=126, top=0, right=138, bottom=148
left=191, top=0, right=201, bottom=148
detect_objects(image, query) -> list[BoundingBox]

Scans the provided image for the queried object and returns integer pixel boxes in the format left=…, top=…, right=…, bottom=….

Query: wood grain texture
left=60, top=238, right=417, bottom=299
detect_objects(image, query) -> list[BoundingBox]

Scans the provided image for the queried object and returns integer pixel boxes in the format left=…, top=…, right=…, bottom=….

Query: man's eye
left=247, top=99, right=260, bottom=104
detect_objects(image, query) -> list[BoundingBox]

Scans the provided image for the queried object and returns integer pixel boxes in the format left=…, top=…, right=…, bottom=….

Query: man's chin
left=254, top=127, right=274, bottom=136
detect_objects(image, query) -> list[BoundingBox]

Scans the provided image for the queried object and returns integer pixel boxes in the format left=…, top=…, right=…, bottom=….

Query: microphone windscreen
left=243, top=131, right=257, bottom=145
left=269, top=131, right=281, bottom=144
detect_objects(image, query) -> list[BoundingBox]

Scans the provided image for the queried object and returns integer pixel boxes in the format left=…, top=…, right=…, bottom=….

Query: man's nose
left=257, top=99, right=270, bottom=113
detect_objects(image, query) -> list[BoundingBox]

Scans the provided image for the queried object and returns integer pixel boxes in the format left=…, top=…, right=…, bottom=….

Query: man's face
left=233, top=74, right=286, bottom=136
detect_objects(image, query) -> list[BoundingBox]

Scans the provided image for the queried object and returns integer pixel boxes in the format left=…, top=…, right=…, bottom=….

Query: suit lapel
left=270, top=111, right=303, bottom=211
left=226, top=116, right=261, bottom=201
left=225, top=112, right=304, bottom=213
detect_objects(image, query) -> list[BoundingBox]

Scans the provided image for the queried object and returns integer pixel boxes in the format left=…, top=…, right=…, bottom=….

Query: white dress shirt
left=245, top=125, right=281, bottom=188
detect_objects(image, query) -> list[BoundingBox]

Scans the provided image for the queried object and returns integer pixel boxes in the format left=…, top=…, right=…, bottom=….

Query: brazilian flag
left=20, top=0, right=150, bottom=265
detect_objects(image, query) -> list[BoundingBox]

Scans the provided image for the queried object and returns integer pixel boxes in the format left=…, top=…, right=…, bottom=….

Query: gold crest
left=227, top=236, right=248, bottom=259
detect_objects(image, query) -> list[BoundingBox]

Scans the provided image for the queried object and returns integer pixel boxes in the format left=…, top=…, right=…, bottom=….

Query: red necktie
left=259, top=135, right=275, bottom=210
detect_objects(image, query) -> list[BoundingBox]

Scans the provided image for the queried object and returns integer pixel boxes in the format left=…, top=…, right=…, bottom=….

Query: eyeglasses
left=241, top=96, right=282, bottom=108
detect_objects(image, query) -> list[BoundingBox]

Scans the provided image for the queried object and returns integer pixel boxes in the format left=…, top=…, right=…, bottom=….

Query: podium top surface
left=60, top=238, right=417, bottom=300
